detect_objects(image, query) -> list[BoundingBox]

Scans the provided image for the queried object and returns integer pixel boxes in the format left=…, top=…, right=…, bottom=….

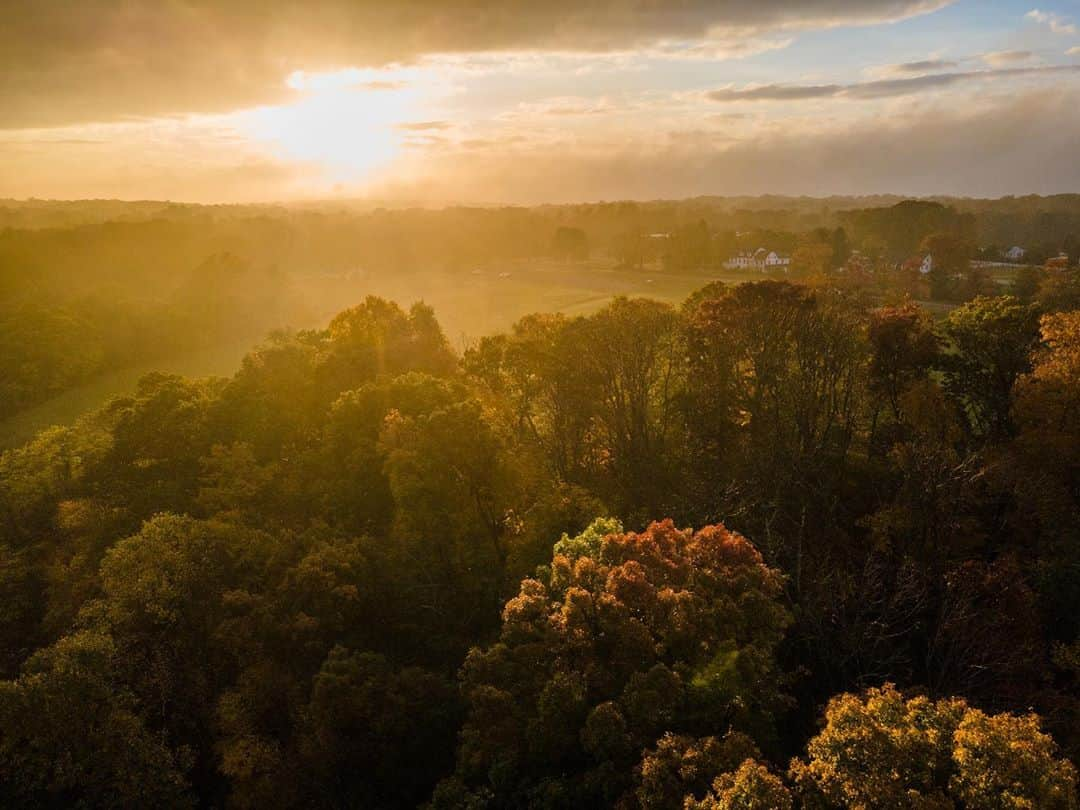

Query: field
left=304, top=260, right=743, bottom=348
left=0, top=261, right=736, bottom=449
left=0, top=338, right=255, bottom=450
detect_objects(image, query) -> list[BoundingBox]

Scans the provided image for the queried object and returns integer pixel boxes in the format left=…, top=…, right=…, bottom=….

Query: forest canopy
left=1, top=262, right=1079, bottom=806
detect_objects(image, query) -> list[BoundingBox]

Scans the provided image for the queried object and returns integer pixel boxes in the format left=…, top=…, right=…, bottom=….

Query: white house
left=919, top=254, right=933, bottom=275
left=763, top=251, right=790, bottom=268
left=724, top=251, right=758, bottom=270
left=1005, top=246, right=1026, bottom=262
left=724, top=248, right=790, bottom=271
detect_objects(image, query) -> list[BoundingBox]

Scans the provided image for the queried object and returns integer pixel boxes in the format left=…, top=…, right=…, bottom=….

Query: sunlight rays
left=237, top=68, right=432, bottom=183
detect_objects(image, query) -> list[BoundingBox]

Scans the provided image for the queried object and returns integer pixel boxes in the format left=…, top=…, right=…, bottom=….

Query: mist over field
left=2, top=2, right=1080, bottom=808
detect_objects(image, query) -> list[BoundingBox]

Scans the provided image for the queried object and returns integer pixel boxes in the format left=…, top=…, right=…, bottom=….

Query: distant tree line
left=4, top=197, right=1080, bottom=422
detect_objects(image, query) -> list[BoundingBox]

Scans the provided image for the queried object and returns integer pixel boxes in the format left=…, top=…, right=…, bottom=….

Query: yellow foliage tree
left=790, top=684, right=1077, bottom=809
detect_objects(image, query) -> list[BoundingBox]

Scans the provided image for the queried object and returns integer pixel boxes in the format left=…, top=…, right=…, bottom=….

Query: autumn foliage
left=0, top=285, right=1078, bottom=807
left=438, top=519, right=790, bottom=806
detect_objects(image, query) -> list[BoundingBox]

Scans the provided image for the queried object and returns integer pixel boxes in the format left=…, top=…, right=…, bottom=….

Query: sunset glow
left=238, top=71, right=425, bottom=182
left=2, top=1, right=1080, bottom=201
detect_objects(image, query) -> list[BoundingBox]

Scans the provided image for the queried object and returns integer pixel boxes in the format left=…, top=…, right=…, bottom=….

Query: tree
left=634, top=731, right=763, bottom=809
left=790, top=683, right=1077, bottom=809
left=683, top=282, right=869, bottom=571
left=949, top=708, right=1078, bottom=809
left=216, top=331, right=323, bottom=460
left=438, top=519, right=791, bottom=807
left=0, top=631, right=192, bottom=808
left=551, top=226, right=589, bottom=261
left=94, top=372, right=223, bottom=521
left=312, top=373, right=470, bottom=536
left=1012, top=265, right=1043, bottom=303
left=867, top=302, right=939, bottom=428
left=1037, top=268, right=1080, bottom=313
left=195, top=441, right=275, bottom=518
left=790, top=242, right=833, bottom=278
left=86, top=515, right=277, bottom=795
left=921, top=232, right=974, bottom=301
left=0, top=303, right=107, bottom=419
left=925, top=557, right=1045, bottom=705
left=1007, top=311, right=1080, bottom=641
left=322, top=298, right=455, bottom=389
left=212, top=529, right=423, bottom=809
left=939, top=295, right=1039, bottom=441
left=830, top=227, right=851, bottom=269
left=842, top=200, right=972, bottom=261
left=464, top=313, right=595, bottom=482
left=0, top=542, right=42, bottom=677
left=686, top=759, right=793, bottom=810
left=470, top=299, right=687, bottom=521
left=379, top=394, right=522, bottom=632
left=615, top=228, right=646, bottom=270
left=864, top=379, right=979, bottom=568
left=291, top=648, right=459, bottom=809
left=2, top=255, right=1079, bottom=810
left=575, top=298, right=686, bottom=520
left=666, top=221, right=711, bottom=272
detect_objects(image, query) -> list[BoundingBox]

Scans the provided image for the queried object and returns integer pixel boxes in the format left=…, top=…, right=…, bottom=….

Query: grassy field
left=0, top=261, right=731, bottom=449
left=304, top=259, right=741, bottom=351
left=0, top=338, right=255, bottom=451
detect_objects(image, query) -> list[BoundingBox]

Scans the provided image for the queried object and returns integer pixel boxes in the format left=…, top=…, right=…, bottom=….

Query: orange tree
left=433, top=518, right=791, bottom=807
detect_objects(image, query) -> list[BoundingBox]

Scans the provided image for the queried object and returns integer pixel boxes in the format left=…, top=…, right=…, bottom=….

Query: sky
left=2, top=0, right=1080, bottom=204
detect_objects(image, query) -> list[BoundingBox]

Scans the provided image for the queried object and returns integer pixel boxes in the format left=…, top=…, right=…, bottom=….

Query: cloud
left=7, top=77, right=1080, bottom=203
left=981, top=50, right=1034, bottom=66
left=357, top=81, right=408, bottom=92
left=876, top=58, right=959, bottom=75
left=395, top=121, right=453, bottom=132
left=502, top=97, right=624, bottom=119
left=708, top=84, right=844, bottom=101
left=0, top=134, right=320, bottom=203
left=0, top=0, right=954, bottom=128
left=645, top=37, right=795, bottom=61
left=707, top=64, right=1080, bottom=102
left=1026, top=9, right=1078, bottom=35
left=373, top=86, right=1080, bottom=202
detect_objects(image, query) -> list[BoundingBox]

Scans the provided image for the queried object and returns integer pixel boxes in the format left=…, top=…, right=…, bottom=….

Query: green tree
left=464, top=313, right=595, bottom=482
left=683, top=281, right=869, bottom=571
left=921, top=232, right=975, bottom=301
left=867, top=302, right=939, bottom=430
left=85, top=515, right=277, bottom=795
left=291, top=648, right=460, bottom=809
left=1012, top=265, right=1043, bottom=303
left=576, top=298, right=686, bottom=519
left=551, top=226, right=589, bottom=261
left=0, top=631, right=192, bottom=808
left=939, top=295, right=1039, bottom=441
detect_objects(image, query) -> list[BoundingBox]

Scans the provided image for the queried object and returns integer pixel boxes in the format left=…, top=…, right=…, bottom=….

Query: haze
left=3, top=0, right=1080, bottom=203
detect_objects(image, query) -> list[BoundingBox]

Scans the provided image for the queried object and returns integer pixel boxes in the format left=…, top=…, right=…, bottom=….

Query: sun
left=238, top=69, right=424, bottom=183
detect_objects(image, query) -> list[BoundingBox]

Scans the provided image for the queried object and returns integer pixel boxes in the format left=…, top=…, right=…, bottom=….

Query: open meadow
left=0, top=260, right=747, bottom=448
